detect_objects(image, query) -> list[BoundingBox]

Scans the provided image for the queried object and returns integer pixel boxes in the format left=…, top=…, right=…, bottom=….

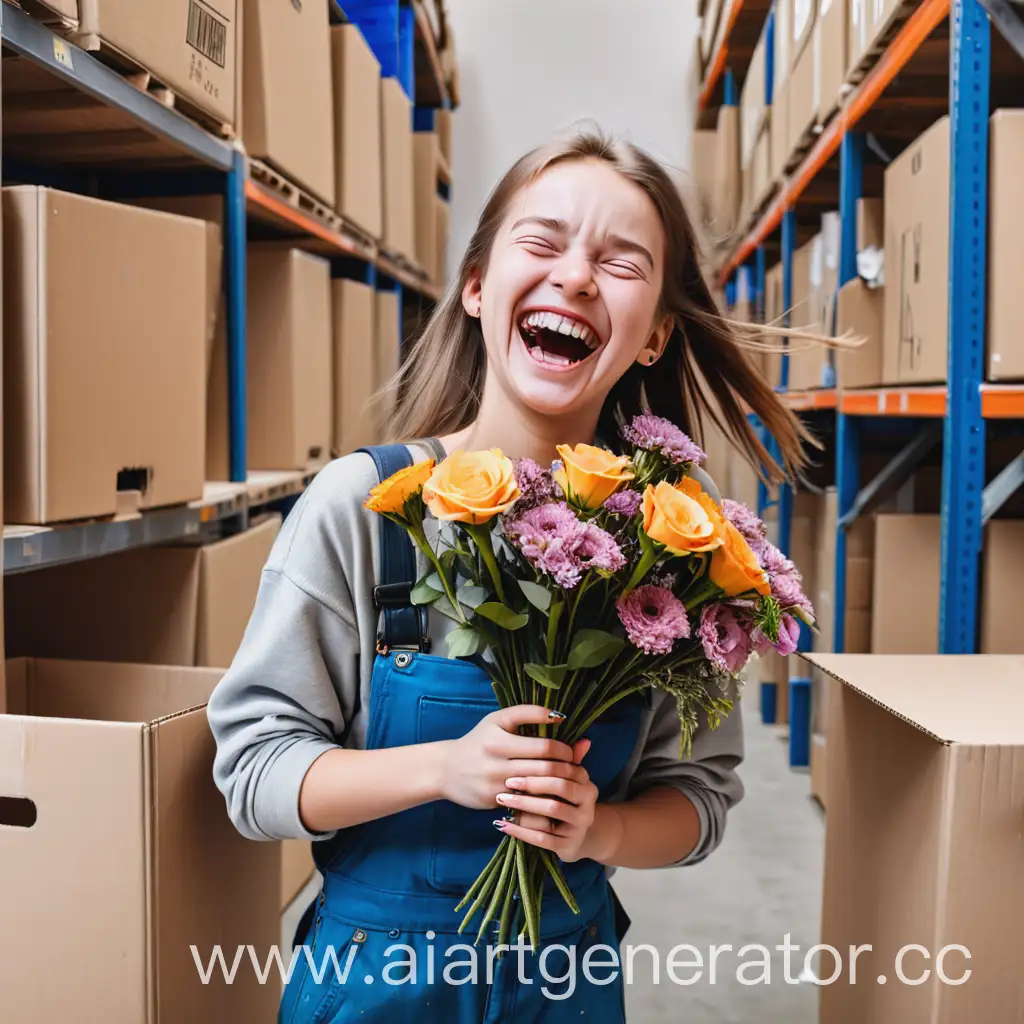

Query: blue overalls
left=280, top=444, right=644, bottom=1023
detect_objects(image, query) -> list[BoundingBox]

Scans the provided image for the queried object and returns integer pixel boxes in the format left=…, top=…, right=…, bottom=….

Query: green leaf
left=524, top=663, right=568, bottom=690
left=410, top=578, right=443, bottom=605
left=439, top=549, right=459, bottom=575
left=474, top=602, right=530, bottom=630
left=432, top=595, right=463, bottom=622
left=568, top=629, right=626, bottom=670
left=446, top=625, right=486, bottom=658
left=457, top=584, right=489, bottom=610
left=518, top=579, right=552, bottom=613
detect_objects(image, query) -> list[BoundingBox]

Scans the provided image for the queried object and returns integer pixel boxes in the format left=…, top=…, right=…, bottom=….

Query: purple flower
left=505, top=502, right=585, bottom=589
left=573, top=523, right=627, bottom=573
left=617, top=585, right=690, bottom=655
left=771, top=573, right=815, bottom=618
left=513, top=458, right=557, bottom=509
left=759, top=541, right=797, bottom=578
left=621, top=414, right=705, bottom=465
left=603, top=489, right=643, bottom=518
left=752, top=612, right=801, bottom=657
left=721, top=499, right=767, bottom=555
left=698, top=603, right=752, bottom=674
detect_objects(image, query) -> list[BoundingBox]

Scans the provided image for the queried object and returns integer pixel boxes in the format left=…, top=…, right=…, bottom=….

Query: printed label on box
left=186, top=0, right=228, bottom=68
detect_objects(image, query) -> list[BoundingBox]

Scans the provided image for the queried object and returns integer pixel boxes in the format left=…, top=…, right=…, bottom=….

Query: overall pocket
left=287, top=910, right=364, bottom=1024
left=418, top=694, right=502, bottom=895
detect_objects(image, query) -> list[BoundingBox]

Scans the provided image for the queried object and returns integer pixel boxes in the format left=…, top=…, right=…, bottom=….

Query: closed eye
left=518, top=236, right=561, bottom=255
left=604, top=259, right=647, bottom=279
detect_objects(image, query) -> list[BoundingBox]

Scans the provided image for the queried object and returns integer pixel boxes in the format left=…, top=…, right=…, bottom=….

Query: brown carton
left=247, top=247, right=333, bottom=470
left=5, top=517, right=281, bottom=668
left=333, top=279, right=378, bottom=456
left=847, top=0, right=870, bottom=74
left=981, top=520, right=1024, bottom=652
left=436, top=197, right=451, bottom=285
left=712, top=105, right=742, bottom=238
left=381, top=77, right=416, bottom=261
left=21, top=0, right=78, bottom=24
left=436, top=108, right=453, bottom=165
left=792, top=0, right=817, bottom=68
left=0, top=658, right=279, bottom=1022
left=75, top=0, right=238, bottom=127
left=690, top=129, right=719, bottom=232
left=375, top=289, right=401, bottom=396
left=857, top=196, right=883, bottom=251
left=3, top=187, right=206, bottom=525
left=332, top=24, right=383, bottom=240
left=243, top=0, right=335, bottom=206
left=987, top=109, right=1024, bottom=381
left=741, top=29, right=769, bottom=169
left=282, top=839, right=316, bottom=911
left=770, top=74, right=790, bottom=182
left=787, top=30, right=818, bottom=161
left=883, top=117, right=950, bottom=385
left=817, top=0, right=848, bottom=121
left=836, top=277, right=885, bottom=389
left=808, top=652, right=1024, bottom=1023
left=871, top=514, right=940, bottom=653
left=414, top=132, right=443, bottom=281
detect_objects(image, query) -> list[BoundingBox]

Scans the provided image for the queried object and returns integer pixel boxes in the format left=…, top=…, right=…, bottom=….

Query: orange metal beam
left=245, top=179, right=359, bottom=255
left=982, top=386, right=1024, bottom=419
left=719, top=0, right=950, bottom=283
left=840, top=388, right=947, bottom=417
left=784, top=389, right=838, bottom=411
left=699, top=0, right=745, bottom=111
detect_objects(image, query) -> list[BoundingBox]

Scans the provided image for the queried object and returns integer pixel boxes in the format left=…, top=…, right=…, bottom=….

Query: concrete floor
left=282, top=702, right=826, bottom=1023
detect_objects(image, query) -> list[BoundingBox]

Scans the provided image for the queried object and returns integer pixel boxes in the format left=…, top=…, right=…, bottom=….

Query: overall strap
left=357, top=443, right=430, bottom=653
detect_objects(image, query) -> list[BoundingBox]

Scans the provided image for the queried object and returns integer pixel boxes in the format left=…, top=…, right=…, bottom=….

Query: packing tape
left=0, top=722, right=27, bottom=796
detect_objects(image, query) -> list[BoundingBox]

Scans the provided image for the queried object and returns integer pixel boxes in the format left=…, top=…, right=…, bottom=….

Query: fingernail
left=493, top=819, right=508, bottom=830
left=496, top=793, right=509, bottom=804
left=505, top=777, right=525, bottom=789
left=548, top=711, right=566, bottom=721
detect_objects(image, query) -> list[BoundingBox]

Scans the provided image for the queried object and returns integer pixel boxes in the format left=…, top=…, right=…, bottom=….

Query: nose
left=549, top=250, right=598, bottom=300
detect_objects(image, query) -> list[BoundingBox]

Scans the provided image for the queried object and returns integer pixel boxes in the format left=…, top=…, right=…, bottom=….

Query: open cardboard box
left=0, top=659, right=279, bottom=1021
left=806, top=652, right=1024, bottom=1022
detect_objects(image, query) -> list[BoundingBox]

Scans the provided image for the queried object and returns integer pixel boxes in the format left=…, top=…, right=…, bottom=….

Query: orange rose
left=642, top=481, right=722, bottom=555
left=554, top=443, right=635, bottom=509
left=422, top=449, right=520, bottom=523
left=364, top=459, right=435, bottom=516
left=677, top=476, right=726, bottom=530
left=710, top=520, right=771, bottom=597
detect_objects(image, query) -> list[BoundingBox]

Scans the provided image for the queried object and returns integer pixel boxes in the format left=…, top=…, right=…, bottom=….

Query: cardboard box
left=713, top=105, right=742, bottom=238
left=817, top=0, right=848, bottom=121
left=883, top=117, right=950, bottom=385
left=857, top=197, right=883, bottom=252
left=243, top=0, right=335, bottom=206
left=690, top=129, right=719, bottom=232
left=5, top=517, right=282, bottom=667
left=333, top=279, right=378, bottom=456
left=282, top=840, right=316, bottom=911
left=775, top=0, right=792, bottom=92
left=3, top=187, right=206, bottom=525
left=20, top=0, right=78, bottom=25
left=809, top=729, right=828, bottom=806
left=740, top=28, right=769, bottom=169
left=752, top=123, right=773, bottom=211
left=701, top=0, right=725, bottom=68
left=787, top=29, right=819, bottom=160
left=436, top=196, right=451, bottom=285
left=836, top=278, right=885, bottom=389
left=987, top=109, right=1024, bottom=381
left=0, top=658, right=279, bottom=1021
left=981, top=520, right=1024, bottom=653
left=332, top=24, right=383, bottom=240
left=436, top=108, right=453, bottom=165
left=381, top=76, right=416, bottom=261
left=771, top=74, right=790, bottom=181
left=809, top=652, right=1024, bottom=1023
left=414, top=132, right=443, bottom=281
left=787, top=237, right=831, bottom=390
left=375, top=289, right=401, bottom=396
left=763, top=262, right=784, bottom=385
left=75, top=0, right=238, bottom=127
left=247, top=247, right=333, bottom=470
left=792, top=0, right=816, bottom=68
left=871, top=514, right=940, bottom=653
left=847, top=0, right=870, bottom=75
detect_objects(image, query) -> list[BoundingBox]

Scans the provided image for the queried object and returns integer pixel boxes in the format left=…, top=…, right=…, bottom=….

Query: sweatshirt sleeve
left=206, top=457, right=376, bottom=843
left=626, top=686, right=746, bottom=867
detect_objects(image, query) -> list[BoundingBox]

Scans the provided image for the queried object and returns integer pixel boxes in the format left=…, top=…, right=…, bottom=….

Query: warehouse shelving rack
left=0, top=0, right=451, bottom=576
left=701, top=0, right=1024, bottom=768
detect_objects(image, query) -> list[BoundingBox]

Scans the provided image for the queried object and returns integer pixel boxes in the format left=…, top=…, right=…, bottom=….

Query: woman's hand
left=437, top=704, right=584, bottom=811
left=492, top=738, right=604, bottom=863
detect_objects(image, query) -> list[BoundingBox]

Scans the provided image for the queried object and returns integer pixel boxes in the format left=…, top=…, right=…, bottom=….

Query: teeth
left=558, top=318, right=574, bottom=336
left=519, top=311, right=601, bottom=350
left=571, top=324, right=582, bottom=338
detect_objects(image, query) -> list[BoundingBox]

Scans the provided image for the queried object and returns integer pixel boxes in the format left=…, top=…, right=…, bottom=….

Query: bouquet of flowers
left=364, top=414, right=814, bottom=950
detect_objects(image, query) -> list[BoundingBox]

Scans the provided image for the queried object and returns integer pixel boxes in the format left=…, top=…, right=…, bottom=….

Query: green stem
left=623, top=542, right=660, bottom=593
left=455, top=838, right=508, bottom=915
left=546, top=596, right=563, bottom=665
left=684, top=580, right=721, bottom=611
left=466, top=524, right=505, bottom=603
left=475, top=837, right=518, bottom=944
left=515, top=840, right=540, bottom=950
left=409, top=528, right=467, bottom=624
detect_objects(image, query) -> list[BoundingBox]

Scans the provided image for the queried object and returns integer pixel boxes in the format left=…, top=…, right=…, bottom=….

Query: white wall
left=445, top=0, right=702, bottom=276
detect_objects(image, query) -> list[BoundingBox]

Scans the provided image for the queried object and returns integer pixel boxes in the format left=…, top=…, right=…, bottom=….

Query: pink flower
left=573, top=523, right=627, bottom=573
left=603, top=489, right=643, bottom=518
left=721, top=499, right=767, bottom=555
left=506, top=502, right=585, bottom=589
left=698, top=603, right=752, bottom=674
left=513, top=458, right=557, bottom=509
left=621, top=414, right=705, bottom=465
left=617, top=585, right=690, bottom=655
left=752, top=613, right=801, bottom=657
left=771, top=573, right=815, bottom=618
left=759, top=542, right=796, bottom=578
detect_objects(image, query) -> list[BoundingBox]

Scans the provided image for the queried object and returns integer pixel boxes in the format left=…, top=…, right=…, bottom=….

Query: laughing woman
left=207, top=130, right=811, bottom=1023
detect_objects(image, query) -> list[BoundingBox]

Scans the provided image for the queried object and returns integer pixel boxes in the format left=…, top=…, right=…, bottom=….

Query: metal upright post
left=755, top=246, right=767, bottom=323
left=940, top=0, right=990, bottom=653
left=834, top=413, right=862, bottom=653
left=225, top=149, right=248, bottom=484
left=839, top=133, right=865, bottom=287
left=724, top=69, right=738, bottom=107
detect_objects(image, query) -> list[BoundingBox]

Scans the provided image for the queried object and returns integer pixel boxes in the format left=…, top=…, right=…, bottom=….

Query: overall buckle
left=373, top=582, right=413, bottom=607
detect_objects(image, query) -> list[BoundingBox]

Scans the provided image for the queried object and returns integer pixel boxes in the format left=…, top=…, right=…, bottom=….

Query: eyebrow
left=510, top=218, right=654, bottom=269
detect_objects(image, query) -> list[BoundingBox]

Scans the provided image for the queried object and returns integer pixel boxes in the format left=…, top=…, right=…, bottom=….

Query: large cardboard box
left=871, top=514, right=940, bottom=653
left=883, top=117, right=950, bottom=385
left=808, top=652, right=1024, bottom=1023
left=375, top=289, right=401, bottom=396
left=332, top=24, right=383, bottom=240
left=333, top=279, right=378, bottom=457
left=381, top=77, right=416, bottom=261
left=775, top=0, right=792, bottom=93
left=414, top=132, right=443, bottom=282
left=787, top=29, right=819, bottom=161
left=786, top=237, right=831, bottom=390
left=247, top=248, right=333, bottom=470
left=771, top=74, right=790, bottom=181
left=857, top=197, right=883, bottom=251
left=436, top=197, right=451, bottom=285
left=5, top=517, right=282, bottom=667
left=701, top=0, right=725, bottom=67
left=987, top=110, right=1024, bottom=381
left=3, top=187, right=206, bottom=525
left=981, top=520, right=1024, bottom=653
left=282, top=839, right=316, bottom=911
left=436, top=108, right=453, bottom=166
left=792, top=0, right=817, bottom=69
left=21, top=0, right=78, bottom=24
left=243, top=0, right=335, bottom=206
left=836, top=277, right=885, bottom=389
left=847, top=0, right=870, bottom=74
left=713, top=105, right=742, bottom=239
left=75, top=0, right=238, bottom=128
left=740, top=28, right=769, bottom=169
left=690, top=129, right=719, bottom=233
left=0, top=658, right=279, bottom=1021
left=817, top=0, right=848, bottom=121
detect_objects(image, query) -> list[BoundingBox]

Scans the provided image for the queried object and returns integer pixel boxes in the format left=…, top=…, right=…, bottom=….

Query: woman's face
left=463, top=159, right=673, bottom=420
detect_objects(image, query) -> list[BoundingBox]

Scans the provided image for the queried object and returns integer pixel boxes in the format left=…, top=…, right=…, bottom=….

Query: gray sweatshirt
left=206, top=441, right=745, bottom=867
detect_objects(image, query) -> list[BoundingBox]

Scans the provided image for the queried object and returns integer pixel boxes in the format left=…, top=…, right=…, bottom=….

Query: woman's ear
left=636, top=313, right=675, bottom=367
left=462, top=272, right=483, bottom=318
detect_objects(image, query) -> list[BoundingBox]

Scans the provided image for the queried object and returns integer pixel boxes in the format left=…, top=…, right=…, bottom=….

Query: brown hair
left=380, top=129, right=816, bottom=483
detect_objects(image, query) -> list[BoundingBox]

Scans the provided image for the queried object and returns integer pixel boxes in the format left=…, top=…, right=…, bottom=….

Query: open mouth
left=517, top=310, right=601, bottom=368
